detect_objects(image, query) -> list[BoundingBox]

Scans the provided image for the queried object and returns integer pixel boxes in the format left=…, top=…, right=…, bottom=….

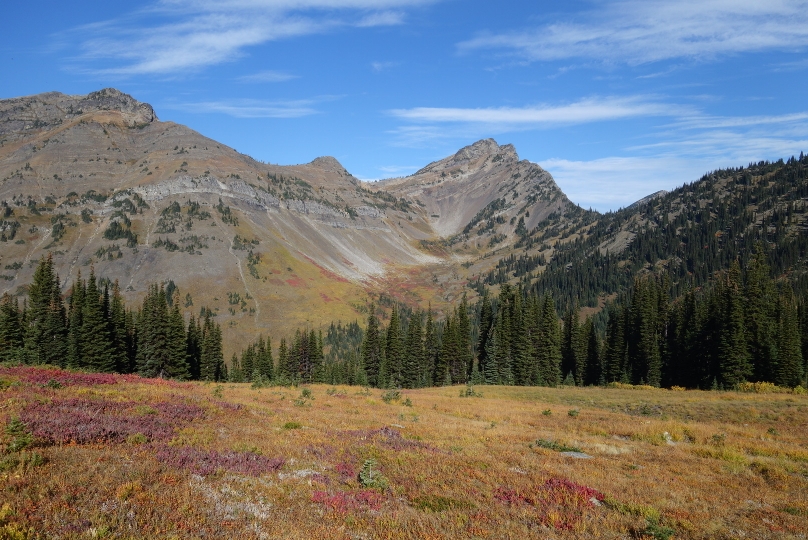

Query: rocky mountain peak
left=0, top=87, right=156, bottom=139
left=450, top=138, right=518, bottom=164
left=308, top=156, right=345, bottom=172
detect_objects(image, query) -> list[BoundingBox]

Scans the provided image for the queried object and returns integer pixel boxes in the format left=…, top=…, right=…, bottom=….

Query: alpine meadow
left=3, top=0, right=808, bottom=537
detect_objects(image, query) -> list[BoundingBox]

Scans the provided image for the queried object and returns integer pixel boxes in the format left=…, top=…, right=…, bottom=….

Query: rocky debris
left=560, top=451, right=593, bottom=459
left=0, top=88, right=156, bottom=138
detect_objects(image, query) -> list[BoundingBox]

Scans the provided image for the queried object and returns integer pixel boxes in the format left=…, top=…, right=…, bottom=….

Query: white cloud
left=458, top=0, right=808, bottom=65
left=357, top=11, right=405, bottom=27
left=167, top=98, right=319, bottom=117
left=237, top=70, right=299, bottom=82
left=390, top=96, right=684, bottom=126
left=68, top=0, right=436, bottom=75
left=543, top=156, right=715, bottom=212
left=371, top=61, right=397, bottom=72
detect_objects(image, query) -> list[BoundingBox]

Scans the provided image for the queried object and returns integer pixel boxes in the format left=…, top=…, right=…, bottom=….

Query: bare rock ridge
left=0, top=88, right=156, bottom=139
left=0, top=87, right=594, bottom=349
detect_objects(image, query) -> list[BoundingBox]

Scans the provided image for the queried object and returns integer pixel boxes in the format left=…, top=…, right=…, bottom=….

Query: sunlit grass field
left=1, top=365, right=807, bottom=539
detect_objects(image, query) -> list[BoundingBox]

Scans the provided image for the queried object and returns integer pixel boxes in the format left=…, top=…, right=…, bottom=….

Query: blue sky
left=2, top=0, right=808, bottom=211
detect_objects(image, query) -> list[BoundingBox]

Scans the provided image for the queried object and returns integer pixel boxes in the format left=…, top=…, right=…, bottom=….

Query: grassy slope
left=1, top=366, right=807, bottom=539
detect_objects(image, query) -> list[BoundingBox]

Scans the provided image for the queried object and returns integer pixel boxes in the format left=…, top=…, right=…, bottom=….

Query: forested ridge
left=3, top=154, right=808, bottom=391
left=0, top=255, right=226, bottom=380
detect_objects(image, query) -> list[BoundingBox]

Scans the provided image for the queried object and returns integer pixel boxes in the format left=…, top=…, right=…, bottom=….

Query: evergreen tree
left=536, top=295, right=561, bottom=386
left=0, top=293, right=23, bottom=362
left=81, top=268, right=115, bottom=372
left=582, top=316, right=601, bottom=385
left=745, top=244, right=778, bottom=382
left=403, top=310, right=423, bottom=388
left=455, top=294, right=473, bottom=383
left=561, top=305, right=581, bottom=384
left=277, top=338, right=289, bottom=380
left=776, top=288, right=804, bottom=387
left=186, top=315, right=201, bottom=380
left=385, top=305, right=404, bottom=387
left=361, top=303, right=383, bottom=387
left=436, top=313, right=455, bottom=385
left=603, top=305, right=626, bottom=383
left=23, top=254, right=66, bottom=365
left=476, top=289, right=493, bottom=379
left=67, top=272, right=85, bottom=368
left=718, top=263, right=752, bottom=387
left=422, top=306, right=438, bottom=387
left=199, top=312, right=223, bottom=381
left=166, top=295, right=189, bottom=379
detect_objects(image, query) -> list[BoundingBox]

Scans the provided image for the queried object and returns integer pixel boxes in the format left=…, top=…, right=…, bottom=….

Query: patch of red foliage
left=19, top=398, right=205, bottom=445
left=494, top=478, right=605, bottom=530
left=311, top=489, right=385, bottom=514
left=320, top=292, right=333, bottom=302
left=0, top=366, right=189, bottom=388
left=286, top=277, right=306, bottom=288
left=1, top=366, right=118, bottom=386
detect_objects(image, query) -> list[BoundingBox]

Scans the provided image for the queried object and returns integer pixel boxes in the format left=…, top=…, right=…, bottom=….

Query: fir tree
left=718, top=264, right=752, bottom=387
left=536, top=295, right=561, bottom=386
left=422, top=306, right=438, bottom=387
left=0, top=293, right=23, bottom=362
left=361, top=303, right=382, bottom=387
left=385, top=305, right=404, bottom=387
left=403, top=310, right=423, bottom=388
left=67, top=272, right=85, bottom=369
left=776, top=288, right=804, bottom=387
left=476, top=289, right=494, bottom=379
left=81, top=268, right=115, bottom=372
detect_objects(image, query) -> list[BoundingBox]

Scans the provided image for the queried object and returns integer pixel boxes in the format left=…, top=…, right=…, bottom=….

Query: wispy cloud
left=458, top=0, right=808, bottom=65
left=166, top=98, right=319, bottom=118
left=357, top=11, right=405, bottom=27
left=371, top=61, right=398, bottom=72
left=237, top=70, right=299, bottom=82
left=66, top=0, right=436, bottom=75
left=390, top=96, right=684, bottom=126
left=543, top=156, right=711, bottom=212
left=543, top=112, right=808, bottom=212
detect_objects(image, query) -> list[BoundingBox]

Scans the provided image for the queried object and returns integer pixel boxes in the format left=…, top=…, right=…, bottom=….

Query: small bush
left=542, top=409, right=552, bottom=416
left=403, top=397, right=413, bottom=407
left=5, top=418, right=32, bottom=452
left=459, top=384, right=482, bottom=397
left=568, top=409, right=580, bottom=418
left=529, top=438, right=582, bottom=453
left=640, top=517, right=676, bottom=540
left=381, top=389, right=401, bottom=404
left=283, top=422, right=302, bottom=430
left=411, top=494, right=474, bottom=512
left=358, top=459, right=389, bottom=490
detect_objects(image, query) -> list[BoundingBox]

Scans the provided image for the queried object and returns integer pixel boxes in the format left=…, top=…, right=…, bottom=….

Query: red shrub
left=494, top=478, right=605, bottom=530
left=19, top=398, right=204, bottom=445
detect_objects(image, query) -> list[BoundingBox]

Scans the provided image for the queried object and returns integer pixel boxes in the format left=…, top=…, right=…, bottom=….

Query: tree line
left=0, top=255, right=226, bottom=380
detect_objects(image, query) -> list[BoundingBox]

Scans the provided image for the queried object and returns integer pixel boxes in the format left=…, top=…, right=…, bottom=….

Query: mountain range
left=2, top=88, right=807, bottom=357
left=0, top=89, right=588, bottom=352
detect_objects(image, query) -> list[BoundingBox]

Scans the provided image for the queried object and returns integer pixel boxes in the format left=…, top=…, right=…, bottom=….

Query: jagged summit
left=308, top=156, right=346, bottom=172
left=413, top=138, right=518, bottom=176
left=0, top=87, right=156, bottom=139
left=450, top=138, right=517, bottom=164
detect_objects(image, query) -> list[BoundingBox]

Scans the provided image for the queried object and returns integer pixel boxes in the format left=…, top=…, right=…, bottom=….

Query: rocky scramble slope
left=0, top=88, right=588, bottom=351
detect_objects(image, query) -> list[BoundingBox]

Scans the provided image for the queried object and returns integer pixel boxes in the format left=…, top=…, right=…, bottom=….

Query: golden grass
left=1, top=370, right=807, bottom=539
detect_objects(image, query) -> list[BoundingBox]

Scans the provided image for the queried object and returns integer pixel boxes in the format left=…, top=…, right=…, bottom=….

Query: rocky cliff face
left=0, top=88, right=156, bottom=140
left=0, top=88, right=588, bottom=352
